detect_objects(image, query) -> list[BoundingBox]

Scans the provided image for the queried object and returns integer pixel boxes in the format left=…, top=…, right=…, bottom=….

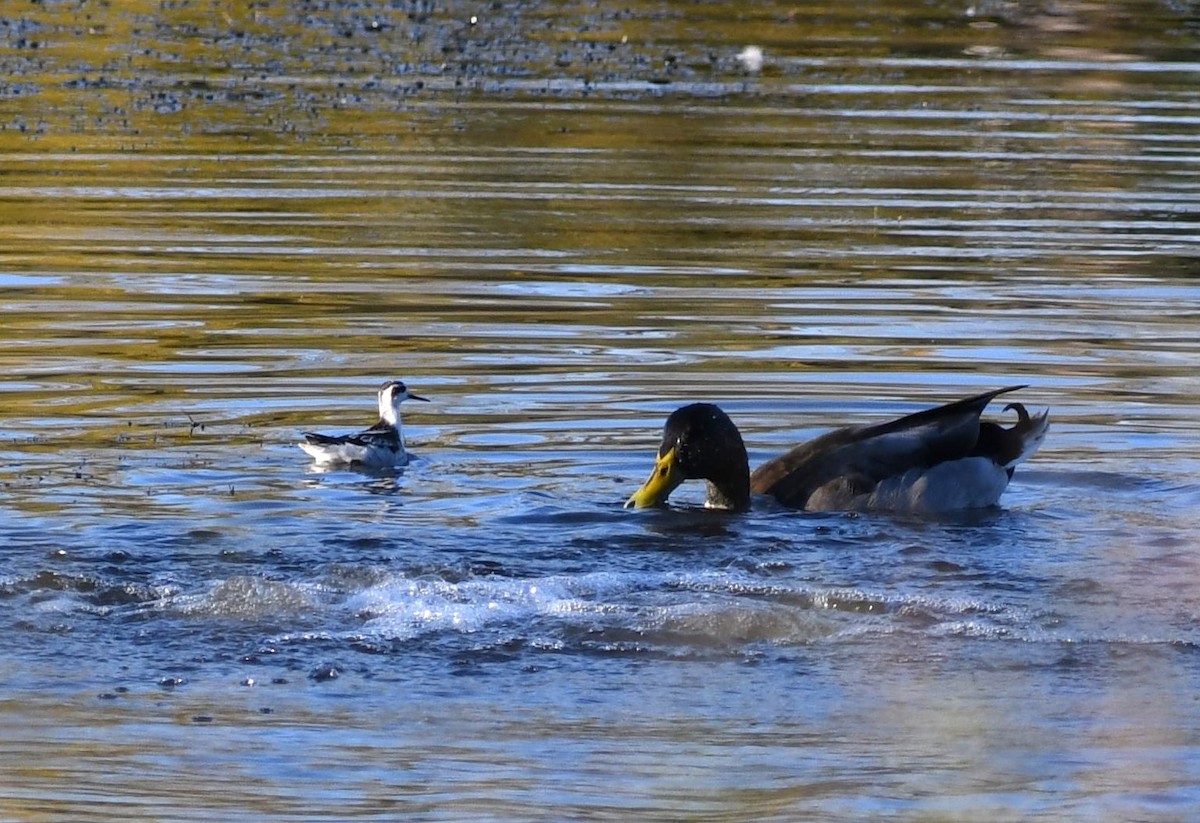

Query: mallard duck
left=625, top=386, right=1048, bottom=513
left=299, top=380, right=429, bottom=469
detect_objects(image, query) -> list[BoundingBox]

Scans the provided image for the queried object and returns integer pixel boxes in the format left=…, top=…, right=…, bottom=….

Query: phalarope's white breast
left=300, top=380, right=429, bottom=469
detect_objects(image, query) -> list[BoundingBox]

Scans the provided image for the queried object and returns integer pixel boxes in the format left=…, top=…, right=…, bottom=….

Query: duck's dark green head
left=625, top=403, right=751, bottom=511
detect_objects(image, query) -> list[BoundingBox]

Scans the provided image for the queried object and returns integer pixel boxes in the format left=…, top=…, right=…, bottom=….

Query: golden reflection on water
left=3, top=0, right=1200, bottom=819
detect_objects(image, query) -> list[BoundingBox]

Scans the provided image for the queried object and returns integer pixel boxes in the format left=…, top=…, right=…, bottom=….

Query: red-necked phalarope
left=300, top=380, right=429, bottom=469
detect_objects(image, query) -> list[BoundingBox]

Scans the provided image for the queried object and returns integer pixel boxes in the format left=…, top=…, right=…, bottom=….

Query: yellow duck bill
left=624, top=447, right=685, bottom=508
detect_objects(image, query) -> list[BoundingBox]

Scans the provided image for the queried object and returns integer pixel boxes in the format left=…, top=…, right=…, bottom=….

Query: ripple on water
left=3, top=0, right=1200, bottom=817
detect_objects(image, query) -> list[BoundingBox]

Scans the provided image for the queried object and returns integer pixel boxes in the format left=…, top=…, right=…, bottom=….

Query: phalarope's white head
left=299, top=380, right=429, bottom=469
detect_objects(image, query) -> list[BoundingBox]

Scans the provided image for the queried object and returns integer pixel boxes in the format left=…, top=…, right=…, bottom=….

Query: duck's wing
left=749, top=386, right=1029, bottom=509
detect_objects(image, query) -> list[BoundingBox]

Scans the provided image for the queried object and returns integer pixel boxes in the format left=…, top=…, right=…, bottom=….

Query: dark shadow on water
left=621, top=504, right=744, bottom=541
left=301, top=462, right=408, bottom=496
left=1022, top=467, right=1167, bottom=493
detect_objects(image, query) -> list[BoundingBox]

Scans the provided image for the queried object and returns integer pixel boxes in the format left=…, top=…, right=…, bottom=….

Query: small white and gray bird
left=299, top=380, right=429, bottom=469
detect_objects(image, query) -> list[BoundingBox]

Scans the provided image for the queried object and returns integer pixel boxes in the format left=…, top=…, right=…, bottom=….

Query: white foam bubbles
left=349, top=572, right=603, bottom=640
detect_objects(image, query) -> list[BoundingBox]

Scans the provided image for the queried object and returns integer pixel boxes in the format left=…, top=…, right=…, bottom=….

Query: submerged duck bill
left=625, top=447, right=684, bottom=509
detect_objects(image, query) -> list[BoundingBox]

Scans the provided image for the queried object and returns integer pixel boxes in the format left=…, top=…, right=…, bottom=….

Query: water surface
left=3, top=1, right=1200, bottom=820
